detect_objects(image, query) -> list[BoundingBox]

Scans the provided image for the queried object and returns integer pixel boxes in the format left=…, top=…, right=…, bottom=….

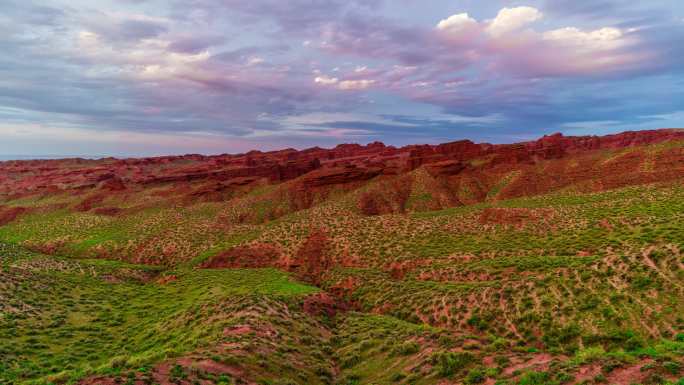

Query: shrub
left=433, top=351, right=475, bottom=377
left=664, top=361, right=681, bottom=375
left=494, top=355, right=510, bottom=367
left=542, top=324, right=581, bottom=349
left=341, top=353, right=361, bottom=369
left=341, top=373, right=361, bottom=385
left=465, top=367, right=486, bottom=384
left=438, top=335, right=455, bottom=347
left=518, top=371, right=550, bottom=385
left=573, top=346, right=606, bottom=365
left=393, top=341, right=420, bottom=356
left=631, top=275, right=653, bottom=290
left=109, top=356, right=129, bottom=369
left=491, top=338, right=510, bottom=351
left=624, top=335, right=645, bottom=351
left=170, top=364, right=185, bottom=380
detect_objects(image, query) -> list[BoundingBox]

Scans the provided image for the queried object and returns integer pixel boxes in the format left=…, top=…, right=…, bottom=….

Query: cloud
left=315, top=75, right=376, bottom=90
left=82, top=12, right=170, bottom=43
left=436, top=13, right=478, bottom=32
left=1, top=0, right=683, bottom=155
left=434, top=6, right=646, bottom=77
left=167, top=35, right=226, bottom=54
left=486, top=6, right=543, bottom=37
left=314, top=76, right=339, bottom=85
left=338, top=79, right=375, bottom=90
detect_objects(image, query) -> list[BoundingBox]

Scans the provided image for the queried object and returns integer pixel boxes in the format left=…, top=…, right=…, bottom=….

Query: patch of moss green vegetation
left=405, top=184, right=684, bottom=258
left=0, top=243, right=318, bottom=384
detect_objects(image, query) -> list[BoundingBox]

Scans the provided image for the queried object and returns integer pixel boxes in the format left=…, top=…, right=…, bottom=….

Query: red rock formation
left=201, top=243, right=282, bottom=269
left=303, top=292, right=350, bottom=318
left=0, top=205, right=28, bottom=226
left=424, top=160, right=467, bottom=177
left=0, top=129, right=681, bottom=206
left=300, top=165, right=383, bottom=187
left=357, top=176, right=412, bottom=216
left=291, top=230, right=333, bottom=284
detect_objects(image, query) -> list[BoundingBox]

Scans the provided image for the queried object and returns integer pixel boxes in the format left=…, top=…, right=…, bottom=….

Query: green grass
left=1, top=144, right=683, bottom=384
left=0, top=243, right=317, bottom=384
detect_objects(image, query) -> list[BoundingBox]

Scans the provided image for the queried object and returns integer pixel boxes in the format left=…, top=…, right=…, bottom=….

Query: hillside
left=1, top=129, right=684, bottom=385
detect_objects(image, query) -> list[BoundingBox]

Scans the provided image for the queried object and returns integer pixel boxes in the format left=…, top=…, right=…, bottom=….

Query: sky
left=1, top=0, right=684, bottom=157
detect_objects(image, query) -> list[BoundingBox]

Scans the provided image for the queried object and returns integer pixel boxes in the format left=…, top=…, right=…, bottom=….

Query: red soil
left=605, top=359, right=655, bottom=385
left=201, top=243, right=283, bottom=269
left=303, top=292, right=350, bottom=318
left=291, top=230, right=334, bottom=284
left=0, top=205, right=28, bottom=226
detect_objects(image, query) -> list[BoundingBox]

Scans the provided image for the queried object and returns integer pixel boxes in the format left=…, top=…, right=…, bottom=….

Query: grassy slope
left=1, top=243, right=325, bottom=384
left=1, top=143, right=684, bottom=384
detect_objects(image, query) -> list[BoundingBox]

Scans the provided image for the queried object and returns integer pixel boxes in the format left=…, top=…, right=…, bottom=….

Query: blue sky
left=1, top=0, right=683, bottom=156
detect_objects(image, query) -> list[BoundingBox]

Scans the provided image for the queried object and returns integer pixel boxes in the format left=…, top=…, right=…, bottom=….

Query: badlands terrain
left=1, top=129, right=684, bottom=385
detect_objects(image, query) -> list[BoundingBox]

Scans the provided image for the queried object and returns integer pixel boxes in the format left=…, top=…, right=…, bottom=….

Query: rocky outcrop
left=0, top=129, right=681, bottom=204
left=424, top=160, right=468, bottom=177
left=200, top=243, right=283, bottom=269
left=300, top=165, right=383, bottom=187
left=0, top=205, right=28, bottom=226
left=289, top=230, right=334, bottom=284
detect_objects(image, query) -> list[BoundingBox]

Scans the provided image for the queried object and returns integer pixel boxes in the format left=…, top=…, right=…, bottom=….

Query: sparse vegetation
left=1, top=137, right=683, bottom=384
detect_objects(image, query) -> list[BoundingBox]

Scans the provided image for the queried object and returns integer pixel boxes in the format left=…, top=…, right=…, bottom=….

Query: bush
left=341, top=353, right=361, bottom=369
left=518, top=371, right=550, bottom=385
left=625, top=335, right=645, bottom=351
left=170, top=364, right=185, bottom=380
left=393, top=341, right=420, bottom=356
left=433, top=351, right=475, bottom=377
left=109, top=355, right=129, bottom=369
left=341, top=373, right=361, bottom=385
left=573, top=346, right=606, bottom=365
left=465, top=367, right=486, bottom=384
left=491, top=338, right=510, bottom=351
left=542, top=324, right=581, bottom=349
left=494, top=355, right=510, bottom=367
left=438, top=335, right=455, bottom=347
left=664, top=361, right=681, bottom=375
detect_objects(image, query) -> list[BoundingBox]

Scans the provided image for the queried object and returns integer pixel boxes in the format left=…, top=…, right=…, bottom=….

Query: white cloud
left=486, top=6, right=542, bottom=37
left=246, top=56, right=264, bottom=66
left=542, top=27, right=625, bottom=50
left=75, top=28, right=211, bottom=81
left=436, top=13, right=477, bottom=32
left=315, top=76, right=375, bottom=90
left=338, top=79, right=375, bottom=90
left=314, top=75, right=339, bottom=85
left=432, top=5, right=641, bottom=76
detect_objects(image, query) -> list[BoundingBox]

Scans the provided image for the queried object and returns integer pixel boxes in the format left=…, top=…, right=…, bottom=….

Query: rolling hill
left=1, top=129, right=684, bottom=385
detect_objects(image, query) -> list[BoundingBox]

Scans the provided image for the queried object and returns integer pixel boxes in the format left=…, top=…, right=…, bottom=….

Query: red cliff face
left=0, top=129, right=681, bottom=217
